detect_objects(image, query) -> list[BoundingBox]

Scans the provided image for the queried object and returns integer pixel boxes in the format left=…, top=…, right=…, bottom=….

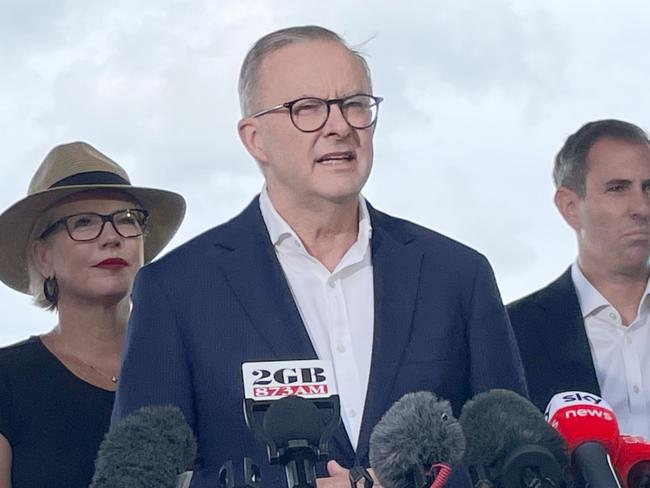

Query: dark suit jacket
left=507, top=268, right=600, bottom=413
left=113, top=197, right=527, bottom=486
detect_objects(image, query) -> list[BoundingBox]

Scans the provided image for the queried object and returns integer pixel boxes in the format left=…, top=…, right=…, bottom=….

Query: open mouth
left=315, top=151, right=355, bottom=165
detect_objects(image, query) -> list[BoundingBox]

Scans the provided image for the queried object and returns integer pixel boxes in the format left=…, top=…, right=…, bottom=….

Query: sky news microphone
left=460, top=389, right=568, bottom=488
left=89, top=404, right=197, bottom=488
left=242, top=359, right=341, bottom=488
left=545, top=391, right=622, bottom=488
left=614, top=435, right=650, bottom=488
left=368, top=391, right=465, bottom=488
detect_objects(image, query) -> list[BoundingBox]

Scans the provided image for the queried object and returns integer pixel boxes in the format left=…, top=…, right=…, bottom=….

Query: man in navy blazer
left=508, top=120, right=650, bottom=438
left=507, top=269, right=600, bottom=412
left=113, top=26, right=526, bottom=487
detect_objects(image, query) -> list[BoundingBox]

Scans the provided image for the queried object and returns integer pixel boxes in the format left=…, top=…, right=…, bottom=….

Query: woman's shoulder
left=0, top=336, right=47, bottom=370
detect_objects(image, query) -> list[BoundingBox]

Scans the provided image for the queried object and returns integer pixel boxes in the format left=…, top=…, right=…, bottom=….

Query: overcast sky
left=1, top=0, right=649, bottom=346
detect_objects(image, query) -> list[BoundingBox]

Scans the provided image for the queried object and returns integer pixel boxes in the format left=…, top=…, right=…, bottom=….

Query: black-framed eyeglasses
left=250, top=93, right=384, bottom=133
left=39, top=209, right=149, bottom=242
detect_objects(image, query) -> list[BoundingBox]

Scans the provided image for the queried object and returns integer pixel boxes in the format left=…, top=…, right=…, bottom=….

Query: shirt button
left=633, top=386, right=640, bottom=393
left=328, top=280, right=336, bottom=288
left=337, top=344, right=346, bottom=353
left=349, top=410, right=357, bottom=418
left=609, top=313, right=616, bottom=320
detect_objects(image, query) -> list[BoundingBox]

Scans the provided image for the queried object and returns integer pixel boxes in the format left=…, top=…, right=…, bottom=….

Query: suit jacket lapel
left=214, top=199, right=424, bottom=463
left=535, top=269, right=601, bottom=396
left=214, top=198, right=316, bottom=359
left=214, top=198, right=355, bottom=461
left=355, top=206, right=424, bottom=464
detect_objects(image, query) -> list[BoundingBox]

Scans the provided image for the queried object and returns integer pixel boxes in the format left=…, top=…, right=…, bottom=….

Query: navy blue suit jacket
left=507, top=268, right=600, bottom=413
left=113, top=197, right=527, bottom=486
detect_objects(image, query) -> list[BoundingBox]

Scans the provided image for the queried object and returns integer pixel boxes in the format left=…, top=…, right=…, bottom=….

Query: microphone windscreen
left=369, top=391, right=465, bottom=488
left=90, top=405, right=197, bottom=488
left=460, top=389, right=568, bottom=474
left=616, top=435, right=650, bottom=488
left=545, top=391, right=619, bottom=455
left=263, top=395, right=322, bottom=448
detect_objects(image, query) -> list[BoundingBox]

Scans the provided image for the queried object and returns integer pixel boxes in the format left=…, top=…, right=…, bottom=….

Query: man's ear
left=31, top=239, right=53, bottom=278
left=238, top=117, right=269, bottom=167
left=554, top=186, right=582, bottom=231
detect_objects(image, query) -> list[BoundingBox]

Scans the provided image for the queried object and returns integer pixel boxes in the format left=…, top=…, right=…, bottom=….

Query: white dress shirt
left=259, top=187, right=374, bottom=449
left=571, top=262, right=650, bottom=438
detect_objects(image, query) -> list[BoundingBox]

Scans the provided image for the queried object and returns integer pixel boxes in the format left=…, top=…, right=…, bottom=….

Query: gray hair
left=238, top=25, right=372, bottom=116
left=27, top=211, right=57, bottom=311
left=27, top=257, right=56, bottom=311
left=554, top=119, right=650, bottom=196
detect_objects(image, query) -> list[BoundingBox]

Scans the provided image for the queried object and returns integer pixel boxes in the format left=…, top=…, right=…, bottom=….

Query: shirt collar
left=571, top=261, right=650, bottom=318
left=571, top=262, right=609, bottom=318
left=258, top=185, right=372, bottom=249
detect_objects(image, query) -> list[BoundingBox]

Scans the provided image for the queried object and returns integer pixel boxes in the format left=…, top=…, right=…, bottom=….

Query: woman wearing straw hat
left=0, top=142, right=185, bottom=488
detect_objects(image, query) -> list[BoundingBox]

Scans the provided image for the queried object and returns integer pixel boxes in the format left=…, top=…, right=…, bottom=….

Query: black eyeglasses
left=250, top=93, right=383, bottom=133
left=39, top=209, right=149, bottom=242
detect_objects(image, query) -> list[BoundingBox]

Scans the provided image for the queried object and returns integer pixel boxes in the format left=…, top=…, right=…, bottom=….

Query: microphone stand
left=219, top=458, right=262, bottom=488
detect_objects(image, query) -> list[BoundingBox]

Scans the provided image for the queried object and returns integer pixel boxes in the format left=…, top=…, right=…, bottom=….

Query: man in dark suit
left=113, top=26, right=526, bottom=487
left=508, top=119, right=650, bottom=438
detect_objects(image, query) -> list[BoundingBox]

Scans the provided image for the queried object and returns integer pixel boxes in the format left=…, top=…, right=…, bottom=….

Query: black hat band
left=49, top=171, right=130, bottom=189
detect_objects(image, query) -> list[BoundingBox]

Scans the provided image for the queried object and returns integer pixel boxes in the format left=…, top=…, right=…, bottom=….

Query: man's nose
left=322, top=103, right=352, bottom=136
left=630, top=188, right=650, bottom=219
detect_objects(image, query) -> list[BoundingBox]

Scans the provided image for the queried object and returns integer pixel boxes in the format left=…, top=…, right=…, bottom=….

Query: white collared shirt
left=571, top=262, right=650, bottom=438
left=259, top=187, right=374, bottom=449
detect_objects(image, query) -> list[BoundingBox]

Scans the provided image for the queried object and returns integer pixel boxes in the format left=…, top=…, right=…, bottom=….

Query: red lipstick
left=94, top=258, right=128, bottom=270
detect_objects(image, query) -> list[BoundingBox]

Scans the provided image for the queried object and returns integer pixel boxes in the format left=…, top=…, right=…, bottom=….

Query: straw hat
left=0, top=141, right=186, bottom=294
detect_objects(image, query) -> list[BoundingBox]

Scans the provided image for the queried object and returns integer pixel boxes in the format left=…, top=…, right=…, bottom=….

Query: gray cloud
left=1, top=0, right=650, bottom=344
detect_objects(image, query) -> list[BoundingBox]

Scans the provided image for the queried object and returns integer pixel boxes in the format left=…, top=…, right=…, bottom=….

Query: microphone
left=545, top=391, right=622, bottom=488
left=368, top=391, right=465, bottom=488
left=459, top=389, right=568, bottom=488
left=263, top=395, right=322, bottom=488
left=241, top=359, right=341, bottom=488
left=614, top=435, right=650, bottom=488
left=90, top=404, right=197, bottom=488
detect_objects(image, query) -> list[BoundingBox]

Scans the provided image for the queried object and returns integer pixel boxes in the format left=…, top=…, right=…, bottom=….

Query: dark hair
left=238, top=25, right=372, bottom=116
left=553, top=119, right=650, bottom=196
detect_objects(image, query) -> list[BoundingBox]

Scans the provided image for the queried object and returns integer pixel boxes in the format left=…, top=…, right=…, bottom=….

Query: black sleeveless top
left=0, top=336, right=115, bottom=487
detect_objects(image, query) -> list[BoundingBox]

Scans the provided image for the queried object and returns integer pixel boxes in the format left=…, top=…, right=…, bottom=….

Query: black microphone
left=259, top=395, right=323, bottom=488
left=90, top=405, right=197, bottom=488
left=369, top=391, right=465, bottom=488
left=242, top=359, right=341, bottom=488
left=459, top=389, right=568, bottom=488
